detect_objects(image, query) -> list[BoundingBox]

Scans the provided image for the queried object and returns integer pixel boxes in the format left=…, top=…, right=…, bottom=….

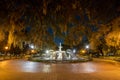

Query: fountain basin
left=28, top=56, right=92, bottom=63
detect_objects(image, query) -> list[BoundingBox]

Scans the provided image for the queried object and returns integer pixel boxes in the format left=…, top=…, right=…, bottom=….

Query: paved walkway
left=0, top=59, right=120, bottom=80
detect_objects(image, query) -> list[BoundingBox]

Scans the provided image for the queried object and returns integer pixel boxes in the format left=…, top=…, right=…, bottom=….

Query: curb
left=93, top=58, right=120, bottom=66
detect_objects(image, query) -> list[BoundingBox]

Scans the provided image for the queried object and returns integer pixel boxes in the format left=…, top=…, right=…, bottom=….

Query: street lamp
left=85, top=45, right=89, bottom=49
left=4, top=46, right=9, bottom=59
left=85, top=45, right=92, bottom=58
left=31, top=50, right=35, bottom=53
left=30, top=44, right=34, bottom=49
left=85, top=45, right=90, bottom=54
left=5, top=46, right=9, bottom=50
left=81, top=50, right=86, bottom=53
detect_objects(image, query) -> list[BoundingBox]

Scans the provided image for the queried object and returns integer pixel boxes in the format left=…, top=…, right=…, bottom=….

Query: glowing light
left=5, top=46, right=9, bottom=50
left=31, top=50, right=35, bottom=53
left=85, top=45, right=89, bottom=49
left=73, top=49, right=76, bottom=53
left=82, top=50, right=86, bottom=53
left=30, top=45, right=34, bottom=49
left=46, top=50, right=49, bottom=54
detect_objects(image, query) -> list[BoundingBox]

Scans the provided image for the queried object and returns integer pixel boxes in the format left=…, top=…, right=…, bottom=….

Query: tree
left=0, top=0, right=119, bottom=51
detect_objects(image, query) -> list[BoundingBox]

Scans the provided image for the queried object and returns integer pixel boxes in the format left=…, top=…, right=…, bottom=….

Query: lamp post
left=85, top=45, right=92, bottom=59
left=30, top=44, right=34, bottom=49
left=85, top=45, right=90, bottom=55
left=85, top=45, right=89, bottom=49
left=5, top=46, right=8, bottom=50
left=5, top=46, right=9, bottom=55
left=4, top=46, right=9, bottom=59
left=31, top=49, right=35, bottom=53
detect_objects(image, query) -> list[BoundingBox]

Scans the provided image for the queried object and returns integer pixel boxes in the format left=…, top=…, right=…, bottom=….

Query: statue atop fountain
left=59, top=43, right=62, bottom=51
left=56, top=43, right=66, bottom=60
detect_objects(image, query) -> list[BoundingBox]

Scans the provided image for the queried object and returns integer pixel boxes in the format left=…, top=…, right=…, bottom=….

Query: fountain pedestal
left=56, top=43, right=66, bottom=60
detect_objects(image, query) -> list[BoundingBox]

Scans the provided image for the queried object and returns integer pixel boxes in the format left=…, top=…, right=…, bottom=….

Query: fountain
left=44, top=43, right=78, bottom=60
left=30, top=43, right=91, bottom=62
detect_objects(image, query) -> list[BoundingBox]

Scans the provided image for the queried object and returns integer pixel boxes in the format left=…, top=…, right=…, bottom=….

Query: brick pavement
left=0, top=60, right=120, bottom=80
